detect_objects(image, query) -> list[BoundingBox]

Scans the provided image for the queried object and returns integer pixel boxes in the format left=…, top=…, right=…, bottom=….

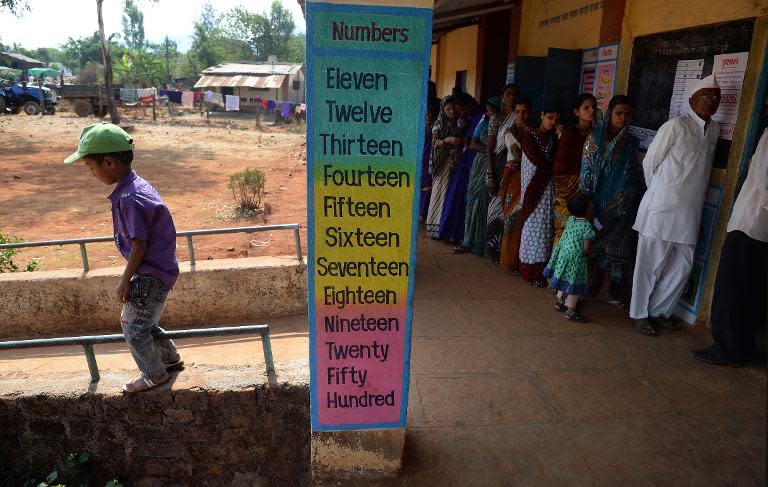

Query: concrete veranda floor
left=1, top=232, right=766, bottom=486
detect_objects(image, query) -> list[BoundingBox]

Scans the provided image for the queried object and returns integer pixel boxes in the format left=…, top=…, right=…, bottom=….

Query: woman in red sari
left=552, top=93, right=596, bottom=246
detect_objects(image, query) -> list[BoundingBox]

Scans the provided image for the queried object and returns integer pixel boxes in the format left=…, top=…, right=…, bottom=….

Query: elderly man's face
left=689, top=88, right=721, bottom=121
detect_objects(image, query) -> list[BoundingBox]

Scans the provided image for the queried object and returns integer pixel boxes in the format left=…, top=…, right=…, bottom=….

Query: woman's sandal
left=122, top=373, right=170, bottom=393
left=528, top=280, right=547, bottom=288
left=451, top=245, right=470, bottom=254
left=564, top=310, right=588, bottom=322
left=633, top=318, right=657, bottom=337
left=554, top=300, right=567, bottom=312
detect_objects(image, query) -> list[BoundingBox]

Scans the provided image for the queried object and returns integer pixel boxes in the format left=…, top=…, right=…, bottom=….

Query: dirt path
left=0, top=111, right=307, bottom=272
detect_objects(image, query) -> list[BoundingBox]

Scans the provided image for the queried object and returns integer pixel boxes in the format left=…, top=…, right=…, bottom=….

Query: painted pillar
left=305, top=0, right=433, bottom=480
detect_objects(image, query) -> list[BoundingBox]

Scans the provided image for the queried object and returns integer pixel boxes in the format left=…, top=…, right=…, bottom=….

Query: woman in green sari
left=580, top=95, right=645, bottom=300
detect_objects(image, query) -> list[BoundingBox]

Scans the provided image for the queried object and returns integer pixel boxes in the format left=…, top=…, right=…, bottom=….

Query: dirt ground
left=0, top=105, right=307, bottom=272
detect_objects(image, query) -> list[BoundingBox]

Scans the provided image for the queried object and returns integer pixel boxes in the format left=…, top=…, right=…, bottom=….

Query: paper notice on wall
left=669, top=59, right=704, bottom=120
left=629, top=126, right=658, bottom=151
left=712, top=52, right=749, bottom=140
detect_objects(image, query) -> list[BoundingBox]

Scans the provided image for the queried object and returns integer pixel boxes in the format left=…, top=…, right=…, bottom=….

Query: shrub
left=227, top=168, right=266, bottom=215
left=0, top=227, right=39, bottom=273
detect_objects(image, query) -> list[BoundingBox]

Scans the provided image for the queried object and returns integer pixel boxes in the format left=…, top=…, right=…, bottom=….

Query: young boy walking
left=65, top=122, right=182, bottom=392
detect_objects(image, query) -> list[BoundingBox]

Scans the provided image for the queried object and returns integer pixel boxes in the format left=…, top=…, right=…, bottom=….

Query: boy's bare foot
left=122, top=373, right=170, bottom=393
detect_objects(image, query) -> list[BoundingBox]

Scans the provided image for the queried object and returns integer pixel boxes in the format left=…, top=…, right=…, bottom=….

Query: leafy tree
left=0, top=0, right=29, bottom=16
left=285, top=33, right=305, bottom=63
left=223, top=1, right=299, bottom=61
left=185, top=2, right=249, bottom=74
left=121, top=0, right=145, bottom=49
left=115, top=43, right=165, bottom=86
left=61, top=32, right=120, bottom=70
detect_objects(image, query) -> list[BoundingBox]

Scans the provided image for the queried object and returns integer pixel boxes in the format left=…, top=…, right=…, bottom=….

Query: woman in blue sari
left=439, top=94, right=485, bottom=243
left=580, top=95, right=645, bottom=299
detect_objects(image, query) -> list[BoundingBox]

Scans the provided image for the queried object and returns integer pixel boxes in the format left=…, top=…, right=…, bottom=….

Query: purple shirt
left=109, top=170, right=179, bottom=289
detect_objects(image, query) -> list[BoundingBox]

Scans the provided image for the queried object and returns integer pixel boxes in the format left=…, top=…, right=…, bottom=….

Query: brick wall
left=0, top=369, right=310, bottom=486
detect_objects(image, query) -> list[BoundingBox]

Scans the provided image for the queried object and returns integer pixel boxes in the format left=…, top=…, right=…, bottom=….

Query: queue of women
left=421, top=82, right=645, bottom=326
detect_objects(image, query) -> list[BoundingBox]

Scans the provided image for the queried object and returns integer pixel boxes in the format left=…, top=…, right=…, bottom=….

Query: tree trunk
left=97, top=0, right=120, bottom=124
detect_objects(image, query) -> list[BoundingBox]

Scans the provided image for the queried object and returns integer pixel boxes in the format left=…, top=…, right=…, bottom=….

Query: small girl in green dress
left=544, top=192, right=595, bottom=322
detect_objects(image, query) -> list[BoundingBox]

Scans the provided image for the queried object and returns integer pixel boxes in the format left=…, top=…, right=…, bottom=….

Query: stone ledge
left=0, top=256, right=308, bottom=339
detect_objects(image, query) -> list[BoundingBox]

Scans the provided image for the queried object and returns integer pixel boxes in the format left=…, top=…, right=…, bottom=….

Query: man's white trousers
left=630, top=235, right=695, bottom=319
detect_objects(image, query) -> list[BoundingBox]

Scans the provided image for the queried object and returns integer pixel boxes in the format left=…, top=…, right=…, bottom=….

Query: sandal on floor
left=633, top=318, right=657, bottom=337
left=650, top=316, right=681, bottom=330
left=122, top=373, right=170, bottom=393
left=564, top=310, right=588, bottom=322
left=528, top=280, right=547, bottom=288
left=554, top=300, right=567, bottom=312
left=451, top=245, right=470, bottom=254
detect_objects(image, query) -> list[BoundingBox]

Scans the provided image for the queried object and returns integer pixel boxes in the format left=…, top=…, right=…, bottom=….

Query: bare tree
left=97, top=0, right=120, bottom=124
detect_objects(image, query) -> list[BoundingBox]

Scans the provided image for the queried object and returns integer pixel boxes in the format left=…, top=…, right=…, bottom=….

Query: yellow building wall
left=518, top=0, right=602, bottom=57
left=430, top=25, right=479, bottom=98
left=430, top=43, right=438, bottom=82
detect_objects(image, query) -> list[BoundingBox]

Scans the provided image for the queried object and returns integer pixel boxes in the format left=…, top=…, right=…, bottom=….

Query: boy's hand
left=116, top=277, right=131, bottom=303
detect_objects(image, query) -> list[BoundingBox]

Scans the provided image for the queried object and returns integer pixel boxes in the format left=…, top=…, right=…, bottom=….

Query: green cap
left=64, top=122, right=134, bottom=164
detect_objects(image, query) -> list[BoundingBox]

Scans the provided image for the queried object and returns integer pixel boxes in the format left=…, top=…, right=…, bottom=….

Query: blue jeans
left=120, top=274, right=178, bottom=382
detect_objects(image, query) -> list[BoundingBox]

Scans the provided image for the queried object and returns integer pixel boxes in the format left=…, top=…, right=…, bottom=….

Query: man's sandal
left=650, top=316, right=681, bottom=330
left=633, top=318, right=657, bottom=337
left=122, top=373, right=170, bottom=393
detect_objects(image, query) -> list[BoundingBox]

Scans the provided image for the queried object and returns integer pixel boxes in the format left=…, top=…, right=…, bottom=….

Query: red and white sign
left=712, top=52, right=749, bottom=140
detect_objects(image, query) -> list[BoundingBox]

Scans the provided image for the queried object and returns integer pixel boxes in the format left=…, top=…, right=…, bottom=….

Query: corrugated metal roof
left=201, top=62, right=302, bottom=76
left=194, top=74, right=286, bottom=89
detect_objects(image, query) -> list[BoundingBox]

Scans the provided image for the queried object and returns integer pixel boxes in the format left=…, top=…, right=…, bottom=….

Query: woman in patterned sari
left=457, top=84, right=519, bottom=255
left=552, top=93, right=596, bottom=246
left=425, top=96, right=463, bottom=238
left=498, top=99, right=531, bottom=271
left=420, top=103, right=439, bottom=222
left=580, top=95, right=644, bottom=300
left=518, top=106, right=561, bottom=286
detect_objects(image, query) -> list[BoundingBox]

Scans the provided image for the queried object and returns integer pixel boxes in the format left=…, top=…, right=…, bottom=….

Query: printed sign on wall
left=675, top=184, right=724, bottom=324
left=306, top=1, right=432, bottom=431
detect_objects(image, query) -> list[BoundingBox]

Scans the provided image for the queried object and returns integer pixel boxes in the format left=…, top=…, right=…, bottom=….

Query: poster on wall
left=506, top=61, right=516, bottom=84
left=580, top=65, right=596, bottom=94
left=712, top=52, right=749, bottom=140
left=675, top=184, right=724, bottom=324
left=580, top=48, right=598, bottom=93
left=593, top=44, right=619, bottom=120
left=306, top=1, right=432, bottom=431
left=668, top=59, right=704, bottom=120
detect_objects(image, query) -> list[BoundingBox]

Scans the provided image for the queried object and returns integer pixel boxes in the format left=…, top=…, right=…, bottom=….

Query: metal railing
left=0, top=224, right=303, bottom=272
left=0, top=325, right=275, bottom=383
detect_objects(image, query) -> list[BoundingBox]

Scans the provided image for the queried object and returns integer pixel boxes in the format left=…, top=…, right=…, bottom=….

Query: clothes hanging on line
left=166, top=91, right=182, bottom=104
left=281, top=101, right=293, bottom=119
left=181, top=91, right=194, bottom=107
left=137, top=88, right=156, bottom=99
left=266, top=99, right=276, bottom=113
left=120, top=88, right=139, bottom=103
left=225, top=94, right=240, bottom=111
left=209, top=93, right=224, bottom=106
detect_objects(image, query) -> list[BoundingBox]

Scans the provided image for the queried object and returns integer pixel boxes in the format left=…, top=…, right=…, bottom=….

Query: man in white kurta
left=630, top=75, right=721, bottom=336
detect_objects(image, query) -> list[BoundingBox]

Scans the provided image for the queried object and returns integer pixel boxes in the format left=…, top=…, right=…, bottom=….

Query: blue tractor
left=0, top=81, right=57, bottom=115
